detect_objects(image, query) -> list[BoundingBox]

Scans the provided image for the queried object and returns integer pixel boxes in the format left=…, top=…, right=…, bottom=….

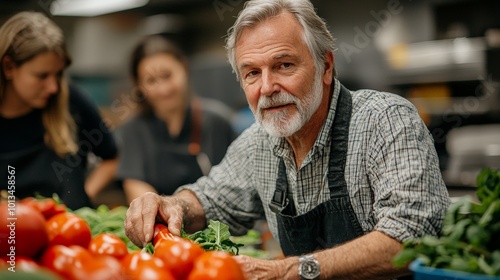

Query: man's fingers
left=124, top=193, right=186, bottom=247
left=166, top=214, right=183, bottom=236
left=141, top=193, right=161, bottom=245
left=125, top=199, right=145, bottom=247
left=124, top=193, right=159, bottom=247
left=159, top=198, right=183, bottom=236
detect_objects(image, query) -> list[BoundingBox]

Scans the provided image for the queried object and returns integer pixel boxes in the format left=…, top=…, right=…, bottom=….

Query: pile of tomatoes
left=0, top=198, right=246, bottom=280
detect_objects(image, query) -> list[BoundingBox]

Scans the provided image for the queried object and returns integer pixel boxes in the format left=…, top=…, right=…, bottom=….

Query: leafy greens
left=392, top=168, right=500, bottom=276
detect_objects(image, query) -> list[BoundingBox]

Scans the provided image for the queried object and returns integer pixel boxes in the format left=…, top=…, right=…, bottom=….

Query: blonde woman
left=0, top=12, right=118, bottom=209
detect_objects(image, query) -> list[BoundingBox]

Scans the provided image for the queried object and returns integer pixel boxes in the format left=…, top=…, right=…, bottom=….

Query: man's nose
left=260, top=69, right=280, bottom=96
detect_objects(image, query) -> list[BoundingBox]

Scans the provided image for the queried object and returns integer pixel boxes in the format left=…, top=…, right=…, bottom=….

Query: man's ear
left=2, top=56, right=16, bottom=78
left=322, top=51, right=334, bottom=85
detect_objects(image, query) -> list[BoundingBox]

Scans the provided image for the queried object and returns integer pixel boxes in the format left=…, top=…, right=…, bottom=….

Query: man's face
left=235, top=12, right=324, bottom=137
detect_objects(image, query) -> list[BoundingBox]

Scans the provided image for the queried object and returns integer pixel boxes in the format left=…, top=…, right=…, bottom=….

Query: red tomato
left=21, top=197, right=67, bottom=220
left=46, top=212, right=92, bottom=248
left=121, top=251, right=174, bottom=280
left=0, top=258, right=8, bottom=270
left=40, top=245, right=91, bottom=279
left=154, top=238, right=204, bottom=280
left=89, top=233, right=128, bottom=259
left=12, top=256, right=40, bottom=272
left=1, top=256, right=62, bottom=278
left=153, top=223, right=175, bottom=245
left=188, top=251, right=246, bottom=280
left=41, top=245, right=122, bottom=280
left=0, top=202, right=48, bottom=258
left=0, top=256, right=42, bottom=271
left=69, top=255, right=123, bottom=280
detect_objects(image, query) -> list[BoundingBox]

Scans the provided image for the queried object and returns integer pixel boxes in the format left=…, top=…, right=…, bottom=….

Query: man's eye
left=280, top=63, right=292, bottom=69
left=246, top=70, right=259, bottom=78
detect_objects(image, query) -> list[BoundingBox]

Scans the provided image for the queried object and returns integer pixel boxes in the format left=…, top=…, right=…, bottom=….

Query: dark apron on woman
left=148, top=98, right=212, bottom=196
left=269, top=85, right=364, bottom=256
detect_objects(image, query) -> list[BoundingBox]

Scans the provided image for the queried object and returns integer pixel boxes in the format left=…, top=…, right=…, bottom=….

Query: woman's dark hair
left=130, top=35, right=188, bottom=83
left=129, top=35, right=189, bottom=115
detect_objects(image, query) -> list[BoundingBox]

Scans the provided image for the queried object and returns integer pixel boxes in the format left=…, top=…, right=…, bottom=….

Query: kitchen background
left=1, top=0, right=500, bottom=201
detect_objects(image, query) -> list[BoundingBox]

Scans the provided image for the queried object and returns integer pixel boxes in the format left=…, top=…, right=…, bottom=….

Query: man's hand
left=233, top=255, right=298, bottom=280
left=124, top=192, right=185, bottom=248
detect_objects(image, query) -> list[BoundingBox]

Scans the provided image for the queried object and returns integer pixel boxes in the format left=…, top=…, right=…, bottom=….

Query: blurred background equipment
left=1, top=0, right=499, bottom=200
left=444, top=124, right=500, bottom=188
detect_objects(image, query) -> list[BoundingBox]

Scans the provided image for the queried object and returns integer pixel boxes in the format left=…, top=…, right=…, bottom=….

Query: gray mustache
left=258, top=93, right=298, bottom=110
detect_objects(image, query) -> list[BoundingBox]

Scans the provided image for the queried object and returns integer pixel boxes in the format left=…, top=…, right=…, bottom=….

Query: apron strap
left=188, top=98, right=202, bottom=155
left=270, top=159, right=289, bottom=213
left=189, top=98, right=213, bottom=176
left=327, top=85, right=352, bottom=199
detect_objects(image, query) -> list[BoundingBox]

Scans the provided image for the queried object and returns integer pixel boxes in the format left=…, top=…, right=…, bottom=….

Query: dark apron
left=148, top=98, right=212, bottom=195
left=269, top=85, right=414, bottom=279
left=269, top=85, right=364, bottom=256
left=150, top=143, right=206, bottom=195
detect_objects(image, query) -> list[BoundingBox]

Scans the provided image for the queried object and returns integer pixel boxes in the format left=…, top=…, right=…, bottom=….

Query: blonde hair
left=0, top=11, right=77, bottom=156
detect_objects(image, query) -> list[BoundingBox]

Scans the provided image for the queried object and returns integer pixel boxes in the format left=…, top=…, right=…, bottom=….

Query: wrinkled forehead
left=236, top=12, right=304, bottom=43
left=234, top=12, right=307, bottom=57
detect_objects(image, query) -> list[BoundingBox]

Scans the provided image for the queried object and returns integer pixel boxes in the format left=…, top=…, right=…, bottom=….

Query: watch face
left=300, top=259, right=320, bottom=279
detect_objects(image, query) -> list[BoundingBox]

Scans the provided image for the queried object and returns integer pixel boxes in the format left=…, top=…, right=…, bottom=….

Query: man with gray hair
left=125, top=0, right=450, bottom=279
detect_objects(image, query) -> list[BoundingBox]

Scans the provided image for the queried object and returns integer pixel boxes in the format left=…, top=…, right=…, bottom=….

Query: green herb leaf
left=142, top=242, right=155, bottom=254
left=185, top=220, right=243, bottom=255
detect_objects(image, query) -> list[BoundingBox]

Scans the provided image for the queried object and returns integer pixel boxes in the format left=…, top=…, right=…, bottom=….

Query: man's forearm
left=172, top=190, right=207, bottom=233
left=281, top=231, right=409, bottom=280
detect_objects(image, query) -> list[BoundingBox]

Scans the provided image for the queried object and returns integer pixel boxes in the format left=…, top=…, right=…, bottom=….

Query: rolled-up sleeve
left=367, top=103, right=451, bottom=242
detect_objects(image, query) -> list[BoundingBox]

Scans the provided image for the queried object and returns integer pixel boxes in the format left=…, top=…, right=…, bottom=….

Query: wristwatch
left=298, top=254, right=320, bottom=280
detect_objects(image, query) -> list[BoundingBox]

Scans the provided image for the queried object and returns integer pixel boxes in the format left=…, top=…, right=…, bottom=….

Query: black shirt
left=0, top=85, right=117, bottom=209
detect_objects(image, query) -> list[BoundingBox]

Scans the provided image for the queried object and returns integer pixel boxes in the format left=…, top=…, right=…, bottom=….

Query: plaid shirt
left=180, top=79, right=450, bottom=243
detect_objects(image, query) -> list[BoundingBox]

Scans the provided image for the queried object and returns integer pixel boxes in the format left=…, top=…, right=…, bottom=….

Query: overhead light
left=51, top=0, right=149, bottom=17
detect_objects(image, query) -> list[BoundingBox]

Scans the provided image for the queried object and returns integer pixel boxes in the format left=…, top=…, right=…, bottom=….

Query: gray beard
left=254, top=71, right=324, bottom=137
